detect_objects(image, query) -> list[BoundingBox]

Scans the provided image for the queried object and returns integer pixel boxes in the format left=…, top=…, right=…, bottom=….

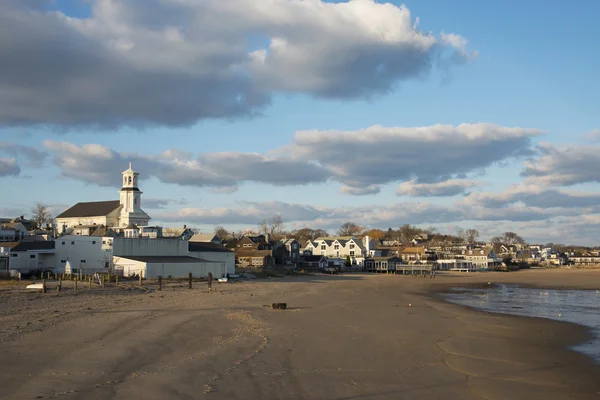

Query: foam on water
left=444, top=284, right=600, bottom=363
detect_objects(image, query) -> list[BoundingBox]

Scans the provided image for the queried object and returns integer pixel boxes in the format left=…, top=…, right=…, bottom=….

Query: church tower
left=119, top=162, right=150, bottom=227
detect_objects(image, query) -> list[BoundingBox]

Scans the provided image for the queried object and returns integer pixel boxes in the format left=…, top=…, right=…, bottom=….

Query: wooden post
left=88, top=277, right=92, bottom=289
left=188, top=273, right=192, bottom=289
left=42, top=279, right=46, bottom=294
left=101, top=276, right=105, bottom=288
left=158, top=276, right=162, bottom=291
left=139, top=274, right=142, bottom=287
left=207, top=272, right=213, bottom=293
left=57, top=279, right=62, bottom=292
left=74, top=277, right=78, bottom=293
left=107, top=274, right=111, bottom=286
left=115, top=274, right=119, bottom=288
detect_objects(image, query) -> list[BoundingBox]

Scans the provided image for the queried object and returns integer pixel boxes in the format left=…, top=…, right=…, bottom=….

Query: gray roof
left=56, top=201, right=121, bottom=219
left=9, top=241, right=55, bottom=252
left=119, top=256, right=221, bottom=263
left=189, top=242, right=233, bottom=253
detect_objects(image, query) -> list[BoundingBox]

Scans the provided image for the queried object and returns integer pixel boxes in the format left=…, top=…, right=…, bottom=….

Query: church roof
left=56, top=201, right=121, bottom=219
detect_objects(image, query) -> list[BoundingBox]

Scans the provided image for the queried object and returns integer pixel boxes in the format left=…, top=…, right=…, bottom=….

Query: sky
left=1, top=0, right=600, bottom=245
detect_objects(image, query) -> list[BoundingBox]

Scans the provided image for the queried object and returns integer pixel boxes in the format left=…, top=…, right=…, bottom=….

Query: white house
left=302, top=236, right=367, bottom=265
left=462, top=247, right=500, bottom=270
left=56, top=163, right=151, bottom=233
left=0, top=220, right=29, bottom=241
left=1, top=241, right=55, bottom=275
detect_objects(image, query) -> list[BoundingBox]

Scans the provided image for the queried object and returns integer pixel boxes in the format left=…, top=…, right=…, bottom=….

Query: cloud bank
left=0, top=0, right=474, bottom=129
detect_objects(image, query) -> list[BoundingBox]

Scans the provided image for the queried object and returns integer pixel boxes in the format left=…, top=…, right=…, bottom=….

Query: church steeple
left=119, top=162, right=150, bottom=227
left=121, top=162, right=138, bottom=189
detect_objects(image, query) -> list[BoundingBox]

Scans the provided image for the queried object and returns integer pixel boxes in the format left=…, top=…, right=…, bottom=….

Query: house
left=301, top=236, right=367, bottom=266
left=231, top=234, right=286, bottom=266
left=56, top=163, right=151, bottom=233
left=280, top=238, right=301, bottom=264
left=114, top=256, right=227, bottom=279
left=190, top=233, right=222, bottom=245
left=436, top=258, right=475, bottom=272
left=364, top=256, right=403, bottom=273
left=161, top=226, right=195, bottom=241
left=568, top=255, right=600, bottom=266
left=236, top=250, right=274, bottom=268
left=0, top=219, right=29, bottom=241
left=0, top=241, right=55, bottom=276
left=400, top=247, right=435, bottom=263
left=463, top=247, right=500, bottom=269
left=298, top=255, right=328, bottom=270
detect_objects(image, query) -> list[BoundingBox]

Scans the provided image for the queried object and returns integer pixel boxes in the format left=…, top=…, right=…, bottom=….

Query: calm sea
left=444, top=284, right=600, bottom=364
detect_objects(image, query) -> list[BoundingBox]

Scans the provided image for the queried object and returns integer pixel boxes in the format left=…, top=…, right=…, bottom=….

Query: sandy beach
left=1, top=269, right=600, bottom=400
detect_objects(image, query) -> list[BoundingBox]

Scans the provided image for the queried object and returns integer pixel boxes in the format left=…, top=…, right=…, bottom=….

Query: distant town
left=1, top=163, right=599, bottom=280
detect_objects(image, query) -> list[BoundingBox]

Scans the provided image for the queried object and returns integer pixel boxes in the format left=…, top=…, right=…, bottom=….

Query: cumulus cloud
left=43, top=140, right=329, bottom=190
left=0, top=158, right=20, bottom=177
left=0, top=0, right=474, bottom=129
left=289, top=123, right=542, bottom=192
left=397, top=179, right=483, bottom=197
left=463, top=184, right=600, bottom=210
left=0, top=142, right=48, bottom=167
left=522, top=143, right=600, bottom=186
left=39, top=122, right=541, bottom=192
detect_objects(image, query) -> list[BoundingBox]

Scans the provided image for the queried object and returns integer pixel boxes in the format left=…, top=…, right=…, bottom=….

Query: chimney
left=365, top=235, right=370, bottom=255
left=183, top=224, right=187, bottom=229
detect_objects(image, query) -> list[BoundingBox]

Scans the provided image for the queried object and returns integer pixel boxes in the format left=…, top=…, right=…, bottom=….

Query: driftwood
left=271, top=303, right=287, bottom=310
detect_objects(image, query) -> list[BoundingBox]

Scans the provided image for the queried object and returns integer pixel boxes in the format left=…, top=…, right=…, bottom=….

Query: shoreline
left=2, top=270, right=600, bottom=399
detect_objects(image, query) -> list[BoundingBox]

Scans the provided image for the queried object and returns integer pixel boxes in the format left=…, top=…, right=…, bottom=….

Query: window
left=102, top=240, right=106, bottom=244
left=61, top=260, right=66, bottom=263
left=243, top=244, right=251, bottom=248
left=62, top=242, right=65, bottom=245
left=321, top=245, right=326, bottom=250
left=11, top=254, right=17, bottom=257
left=350, top=251, right=355, bottom=256
left=80, top=260, right=86, bottom=263
left=71, top=241, right=74, bottom=245
left=334, top=245, right=339, bottom=250
left=30, top=255, right=35, bottom=259
left=349, top=244, right=355, bottom=249
left=134, top=198, right=137, bottom=205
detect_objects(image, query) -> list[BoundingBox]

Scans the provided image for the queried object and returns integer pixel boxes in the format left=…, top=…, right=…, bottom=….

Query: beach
left=1, top=269, right=600, bottom=399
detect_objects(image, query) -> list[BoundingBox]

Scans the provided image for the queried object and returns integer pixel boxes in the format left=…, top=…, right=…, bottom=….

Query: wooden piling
left=115, top=274, right=119, bottom=288
left=42, top=279, right=46, bottom=294
left=74, top=278, right=78, bottom=293
left=57, top=279, right=62, bottom=292
left=139, top=274, right=142, bottom=287
left=101, top=276, right=105, bottom=288
left=188, top=273, right=192, bottom=289
left=158, top=276, right=162, bottom=291
left=88, top=276, right=92, bottom=289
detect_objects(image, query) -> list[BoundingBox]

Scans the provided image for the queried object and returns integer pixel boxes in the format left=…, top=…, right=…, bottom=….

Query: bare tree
left=291, top=228, right=329, bottom=240
left=464, top=228, right=480, bottom=245
left=259, top=215, right=285, bottom=236
left=31, top=202, right=54, bottom=229
left=491, top=232, right=526, bottom=245
left=214, top=225, right=230, bottom=240
left=337, top=222, right=362, bottom=237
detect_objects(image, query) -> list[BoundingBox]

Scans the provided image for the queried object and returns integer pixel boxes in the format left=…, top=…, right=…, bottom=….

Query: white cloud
left=40, top=123, right=541, bottom=193
left=522, top=143, right=600, bottom=186
left=289, top=123, right=542, bottom=192
left=397, top=179, right=483, bottom=197
left=42, top=140, right=329, bottom=190
left=0, top=0, right=473, bottom=129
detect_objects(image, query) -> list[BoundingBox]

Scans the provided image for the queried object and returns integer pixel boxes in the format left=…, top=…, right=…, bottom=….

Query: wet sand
left=1, top=269, right=600, bottom=399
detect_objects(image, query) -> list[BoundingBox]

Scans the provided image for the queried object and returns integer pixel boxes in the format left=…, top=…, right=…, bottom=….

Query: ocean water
left=444, top=284, right=600, bottom=364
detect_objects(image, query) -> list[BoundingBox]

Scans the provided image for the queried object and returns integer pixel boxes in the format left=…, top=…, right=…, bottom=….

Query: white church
left=56, top=163, right=151, bottom=234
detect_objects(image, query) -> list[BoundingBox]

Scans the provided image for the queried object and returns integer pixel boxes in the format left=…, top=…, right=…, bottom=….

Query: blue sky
left=1, top=0, right=600, bottom=244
